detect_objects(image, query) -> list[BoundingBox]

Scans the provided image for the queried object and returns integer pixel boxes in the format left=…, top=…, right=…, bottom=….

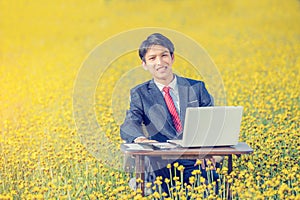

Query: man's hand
left=134, top=137, right=158, bottom=143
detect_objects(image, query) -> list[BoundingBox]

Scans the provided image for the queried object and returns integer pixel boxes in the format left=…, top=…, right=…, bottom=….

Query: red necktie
left=163, top=86, right=182, bottom=133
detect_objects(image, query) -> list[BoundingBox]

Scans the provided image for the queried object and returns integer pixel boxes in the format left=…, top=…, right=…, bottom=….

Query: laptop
left=167, top=106, right=243, bottom=147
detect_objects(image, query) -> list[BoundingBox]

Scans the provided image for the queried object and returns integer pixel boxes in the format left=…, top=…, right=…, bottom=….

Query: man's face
left=142, top=45, right=174, bottom=83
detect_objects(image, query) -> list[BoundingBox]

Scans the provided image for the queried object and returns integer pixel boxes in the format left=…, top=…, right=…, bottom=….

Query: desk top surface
left=121, top=142, right=253, bottom=156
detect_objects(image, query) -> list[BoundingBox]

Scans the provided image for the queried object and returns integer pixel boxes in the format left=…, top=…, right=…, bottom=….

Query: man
left=120, top=33, right=218, bottom=194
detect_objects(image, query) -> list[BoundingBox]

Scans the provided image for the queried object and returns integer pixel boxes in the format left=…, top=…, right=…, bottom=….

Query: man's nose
left=156, top=57, right=162, bottom=66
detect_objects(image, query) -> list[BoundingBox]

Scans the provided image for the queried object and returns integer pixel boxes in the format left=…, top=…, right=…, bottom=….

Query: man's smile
left=156, top=66, right=168, bottom=71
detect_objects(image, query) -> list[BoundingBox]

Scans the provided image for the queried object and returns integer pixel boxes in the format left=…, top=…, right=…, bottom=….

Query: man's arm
left=120, top=89, right=145, bottom=143
left=199, top=81, right=214, bottom=106
left=120, top=89, right=157, bottom=143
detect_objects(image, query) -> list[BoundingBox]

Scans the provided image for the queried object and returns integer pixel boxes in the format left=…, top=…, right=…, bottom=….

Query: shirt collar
left=154, top=75, right=178, bottom=92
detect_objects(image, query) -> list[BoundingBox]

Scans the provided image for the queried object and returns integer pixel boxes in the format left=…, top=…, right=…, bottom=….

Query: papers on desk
left=150, top=142, right=180, bottom=150
left=123, top=143, right=154, bottom=151
left=123, top=142, right=179, bottom=151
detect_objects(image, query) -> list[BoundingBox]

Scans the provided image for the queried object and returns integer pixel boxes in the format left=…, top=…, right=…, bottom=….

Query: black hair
left=138, top=33, right=175, bottom=62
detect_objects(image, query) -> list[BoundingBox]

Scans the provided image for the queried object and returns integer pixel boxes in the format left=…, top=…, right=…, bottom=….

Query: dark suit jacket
left=120, top=75, right=213, bottom=143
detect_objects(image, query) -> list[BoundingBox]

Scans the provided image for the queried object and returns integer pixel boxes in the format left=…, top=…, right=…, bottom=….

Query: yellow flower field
left=0, top=0, right=299, bottom=199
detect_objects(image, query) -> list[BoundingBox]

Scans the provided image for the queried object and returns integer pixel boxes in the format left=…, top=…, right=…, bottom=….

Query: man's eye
left=149, top=57, right=155, bottom=60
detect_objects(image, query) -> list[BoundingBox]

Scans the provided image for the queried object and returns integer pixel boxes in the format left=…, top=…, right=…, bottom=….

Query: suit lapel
left=148, top=79, right=165, bottom=107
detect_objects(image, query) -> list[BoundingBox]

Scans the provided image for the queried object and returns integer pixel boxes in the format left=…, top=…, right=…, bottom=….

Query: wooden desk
left=121, top=142, right=253, bottom=196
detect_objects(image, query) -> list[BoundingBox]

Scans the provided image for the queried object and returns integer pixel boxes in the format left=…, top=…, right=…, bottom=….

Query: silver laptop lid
left=181, top=106, right=243, bottom=147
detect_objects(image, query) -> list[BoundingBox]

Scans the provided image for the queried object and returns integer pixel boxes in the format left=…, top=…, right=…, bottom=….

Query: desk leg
left=227, top=155, right=233, bottom=200
left=135, top=155, right=145, bottom=196
left=228, top=155, right=232, bottom=174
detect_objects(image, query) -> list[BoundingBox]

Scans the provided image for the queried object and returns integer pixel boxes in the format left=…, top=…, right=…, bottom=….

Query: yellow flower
left=154, top=179, right=162, bottom=185
left=162, top=192, right=168, bottom=197
left=153, top=191, right=160, bottom=198
left=136, top=188, right=142, bottom=194
left=189, top=176, right=195, bottom=184
left=164, top=178, right=170, bottom=184
left=200, top=177, right=206, bottom=184
left=136, top=178, right=143, bottom=183
left=195, top=159, right=202, bottom=165
left=173, top=162, right=179, bottom=168
left=146, top=182, right=152, bottom=188
left=206, top=159, right=212, bottom=166
left=178, top=165, right=185, bottom=172
left=191, top=169, right=201, bottom=175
